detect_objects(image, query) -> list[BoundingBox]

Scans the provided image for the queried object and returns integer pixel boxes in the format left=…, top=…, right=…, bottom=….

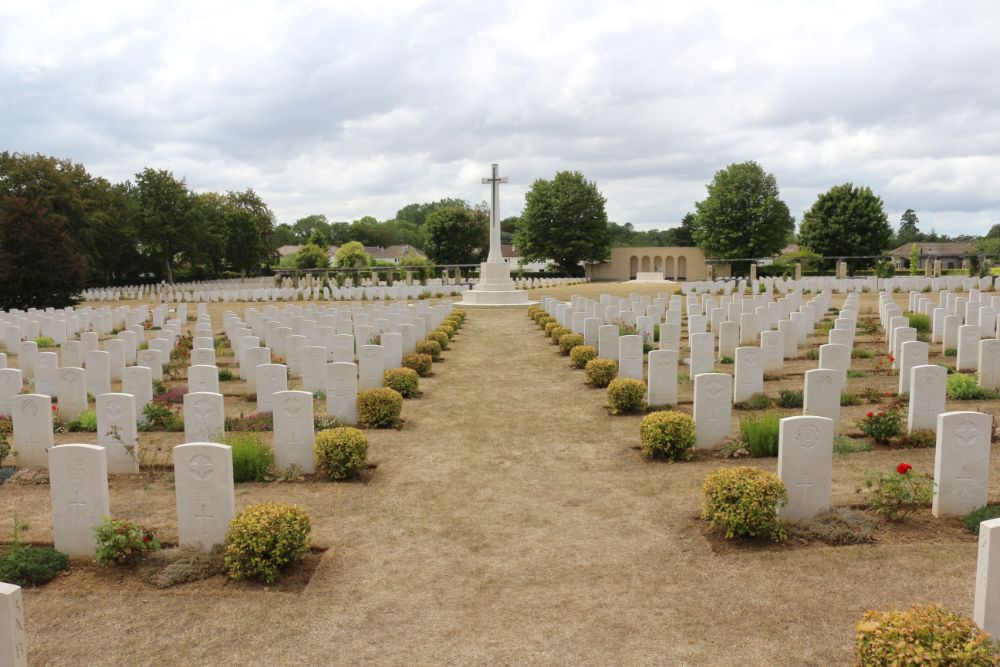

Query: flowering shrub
left=858, top=410, right=903, bottom=445
left=383, top=367, right=419, bottom=398
left=224, top=503, right=311, bottom=583
left=94, top=517, right=161, bottom=566
left=402, top=353, right=433, bottom=377
left=160, top=387, right=187, bottom=405
left=415, top=339, right=442, bottom=361
left=557, top=333, right=584, bottom=356
left=857, top=463, right=934, bottom=522
left=585, top=358, right=618, bottom=387
left=701, top=466, right=787, bottom=541
left=357, top=387, right=403, bottom=428
left=640, top=411, right=695, bottom=461
left=855, top=605, right=999, bottom=665
left=314, top=427, right=368, bottom=480
left=569, top=345, right=598, bottom=369
left=224, top=411, right=274, bottom=432
left=140, top=402, right=184, bottom=432
left=607, top=378, right=647, bottom=415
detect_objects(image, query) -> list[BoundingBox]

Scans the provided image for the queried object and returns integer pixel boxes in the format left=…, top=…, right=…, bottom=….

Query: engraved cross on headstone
left=481, top=163, right=508, bottom=263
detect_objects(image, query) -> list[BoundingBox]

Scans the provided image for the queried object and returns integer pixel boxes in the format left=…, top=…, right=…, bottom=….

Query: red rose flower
left=866, top=412, right=874, bottom=418
left=888, top=355, right=895, bottom=362
left=897, top=462, right=912, bottom=475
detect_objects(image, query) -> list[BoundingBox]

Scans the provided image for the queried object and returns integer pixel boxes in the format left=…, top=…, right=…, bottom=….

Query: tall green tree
left=423, top=206, right=488, bottom=264
left=896, top=208, right=921, bottom=245
left=133, top=168, right=194, bottom=283
left=692, top=161, right=794, bottom=259
left=798, top=183, right=892, bottom=265
left=224, top=188, right=275, bottom=273
left=334, top=241, right=371, bottom=268
left=515, top=171, right=610, bottom=275
left=671, top=212, right=697, bottom=246
left=291, top=214, right=331, bottom=244
left=0, top=196, right=87, bottom=308
left=395, top=198, right=469, bottom=228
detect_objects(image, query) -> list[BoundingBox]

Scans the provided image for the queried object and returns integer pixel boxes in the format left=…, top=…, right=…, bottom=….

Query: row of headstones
left=84, top=281, right=473, bottom=304
left=683, top=274, right=994, bottom=296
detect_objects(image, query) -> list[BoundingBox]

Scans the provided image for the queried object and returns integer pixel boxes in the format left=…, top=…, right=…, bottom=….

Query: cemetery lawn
left=2, top=288, right=999, bottom=665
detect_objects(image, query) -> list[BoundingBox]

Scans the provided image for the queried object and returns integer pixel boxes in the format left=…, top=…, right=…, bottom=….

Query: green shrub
left=224, top=503, right=311, bottom=583
left=639, top=411, right=695, bottom=461
left=734, top=393, right=773, bottom=411
left=607, top=378, right=646, bottom=414
left=833, top=436, right=873, bottom=455
left=944, top=347, right=957, bottom=357
left=34, top=336, right=56, bottom=347
left=585, top=358, right=618, bottom=387
left=428, top=330, right=449, bottom=350
left=415, top=339, right=442, bottom=361
left=855, top=605, right=999, bottom=666
left=846, top=370, right=868, bottom=378
left=569, top=345, right=598, bottom=369
left=94, top=517, right=161, bottom=566
left=858, top=410, right=903, bottom=445
left=402, top=352, right=433, bottom=377
left=966, top=505, right=1000, bottom=534
left=225, top=433, right=274, bottom=483
left=538, top=315, right=556, bottom=329
left=857, top=463, right=934, bottom=522
left=383, top=367, right=419, bottom=398
left=543, top=321, right=560, bottom=337
left=840, top=393, right=862, bottom=406
left=739, top=413, right=781, bottom=457
left=898, top=428, right=936, bottom=449
left=805, top=348, right=820, bottom=360
left=852, top=348, right=874, bottom=359
left=777, top=389, right=802, bottom=408
left=0, top=545, right=68, bottom=586
left=718, top=355, right=733, bottom=364
left=357, top=387, right=403, bottom=428
left=218, top=368, right=234, bottom=382
left=69, top=409, right=98, bottom=432
left=701, top=466, right=787, bottom=541
left=907, top=313, right=931, bottom=333
left=548, top=326, right=570, bottom=344
left=314, top=427, right=368, bottom=480
left=437, top=324, right=456, bottom=340
left=527, top=306, right=543, bottom=319
left=557, top=333, right=584, bottom=355
left=140, top=401, right=184, bottom=432
left=948, top=373, right=997, bottom=400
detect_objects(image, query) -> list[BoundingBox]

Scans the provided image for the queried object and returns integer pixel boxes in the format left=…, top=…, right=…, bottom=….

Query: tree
left=896, top=208, right=921, bottom=245
left=909, top=243, right=921, bottom=275
left=225, top=188, right=275, bottom=271
left=692, top=161, right=794, bottom=259
left=395, top=198, right=469, bottom=228
left=132, top=168, right=194, bottom=283
left=671, top=212, right=696, bottom=246
left=515, top=171, right=610, bottom=275
left=291, top=243, right=329, bottom=269
left=291, top=214, right=331, bottom=244
left=271, top=224, right=297, bottom=247
left=987, top=223, right=1000, bottom=240
left=423, top=206, right=488, bottom=264
left=334, top=241, right=370, bottom=268
left=798, top=183, right=892, bottom=266
left=0, top=196, right=87, bottom=309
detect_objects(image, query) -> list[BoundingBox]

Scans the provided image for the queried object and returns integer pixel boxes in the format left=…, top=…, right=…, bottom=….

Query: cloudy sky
left=2, top=0, right=999, bottom=236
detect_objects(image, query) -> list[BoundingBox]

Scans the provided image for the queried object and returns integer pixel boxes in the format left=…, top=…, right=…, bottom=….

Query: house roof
left=278, top=244, right=340, bottom=257
left=364, top=245, right=426, bottom=260
left=501, top=244, right=517, bottom=258
left=888, top=242, right=974, bottom=257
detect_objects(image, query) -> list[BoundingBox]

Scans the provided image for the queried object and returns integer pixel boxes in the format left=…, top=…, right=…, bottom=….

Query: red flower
left=866, top=412, right=874, bottom=418
left=888, top=355, right=895, bottom=363
left=883, top=391, right=893, bottom=397
left=897, top=462, right=913, bottom=475
left=142, top=535, right=151, bottom=543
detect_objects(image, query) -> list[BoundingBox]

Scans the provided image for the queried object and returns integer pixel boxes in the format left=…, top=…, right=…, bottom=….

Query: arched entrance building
left=585, top=246, right=721, bottom=282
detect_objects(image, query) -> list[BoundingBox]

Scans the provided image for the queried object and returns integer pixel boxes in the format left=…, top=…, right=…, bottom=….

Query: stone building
left=585, top=246, right=714, bottom=281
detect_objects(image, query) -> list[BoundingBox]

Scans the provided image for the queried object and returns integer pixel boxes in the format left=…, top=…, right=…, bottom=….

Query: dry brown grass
left=0, top=286, right=997, bottom=665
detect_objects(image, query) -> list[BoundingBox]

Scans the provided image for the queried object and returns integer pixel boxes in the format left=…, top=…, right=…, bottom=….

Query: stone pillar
left=794, top=262, right=802, bottom=280
left=934, top=259, right=942, bottom=277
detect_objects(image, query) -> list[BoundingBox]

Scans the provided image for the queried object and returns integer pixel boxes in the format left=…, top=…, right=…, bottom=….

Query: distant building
left=501, top=244, right=549, bottom=272
left=363, top=245, right=427, bottom=265
left=585, top=246, right=712, bottom=281
left=889, top=242, right=973, bottom=271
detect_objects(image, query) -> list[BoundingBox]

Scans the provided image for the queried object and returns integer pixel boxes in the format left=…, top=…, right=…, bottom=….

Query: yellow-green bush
left=528, top=306, right=543, bottom=319
left=856, top=605, right=999, bottom=665
left=403, top=352, right=433, bottom=377
left=607, top=377, right=647, bottom=414
left=535, top=313, right=554, bottom=326
left=543, top=321, right=560, bottom=337
left=549, top=326, right=570, bottom=344
left=224, top=503, right=311, bottom=583
left=443, top=316, right=462, bottom=331
left=357, top=387, right=403, bottom=428
left=437, top=324, right=456, bottom=340
left=701, top=466, right=787, bottom=542
left=558, top=333, right=584, bottom=356
left=314, top=426, right=368, bottom=480
left=585, top=358, right=618, bottom=387
left=415, top=339, right=442, bottom=361
left=640, top=411, right=695, bottom=461
left=383, top=367, right=419, bottom=398
left=451, top=308, right=466, bottom=322
left=428, top=330, right=449, bottom=350
left=570, top=345, right=598, bottom=369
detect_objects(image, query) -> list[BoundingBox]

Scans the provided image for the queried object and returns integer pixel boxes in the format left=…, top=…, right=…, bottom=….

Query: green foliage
left=402, top=353, right=433, bottom=377
left=356, top=387, right=403, bottom=428
left=314, top=427, right=368, bottom=480
left=224, top=503, right=311, bottom=583
left=908, top=243, right=921, bottom=275
left=557, top=333, right=584, bottom=356
left=607, top=378, right=646, bottom=414
left=218, top=368, right=234, bottom=382
left=94, top=517, right=161, bottom=566
left=858, top=410, right=903, bottom=444
left=428, top=330, right=449, bottom=350
left=585, top=358, right=618, bottom=387
left=569, top=345, right=598, bottom=369
left=0, top=544, right=69, bottom=586
left=140, top=401, right=184, bottom=432
left=415, top=339, right=442, bottom=361
left=734, top=393, right=773, bottom=411
left=945, top=347, right=957, bottom=357
left=851, top=348, right=874, bottom=359
left=225, top=433, right=274, bottom=483
left=907, top=313, right=930, bottom=333
left=692, top=161, right=794, bottom=259
left=948, top=373, right=998, bottom=400
left=423, top=205, right=488, bottom=264
left=68, top=409, right=98, bottom=432
left=833, top=436, right=873, bottom=455
left=840, top=393, right=862, bottom=407
left=33, top=336, right=56, bottom=347
left=718, top=355, right=733, bottom=364
left=334, top=241, right=370, bottom=268
left=383, top=367, right=419, bottom=398
left=798, top=183, right=892, bottom=266
left=857, top=465, right=934, bottom=522
left=516, top=170, right=610, bottom=275
left=548, top=325, right=570, bottom=343
left=898, top=428, right=936, bottom=449
left=290, top=243, right=329, bottom=269
left=739, top=413, right=781, bottom=457
left=965, top=505, right=1000, bottom=534
left=701, top=466, right=787, bottom=541
left=855, top=605, right=1000, bottom=665
left=639, top=411, right=695, bottom=461
left=777, top=389, right=803, bottom=409
left=846, top=370, right=868, bottom=378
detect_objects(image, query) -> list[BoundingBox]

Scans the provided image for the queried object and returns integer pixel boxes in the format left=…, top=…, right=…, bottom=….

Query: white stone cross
left=482, top=163, right=508, bottom=263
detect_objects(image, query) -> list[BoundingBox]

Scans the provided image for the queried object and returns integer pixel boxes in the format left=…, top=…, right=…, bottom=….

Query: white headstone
left=272, top=390, right=315, bottom=474
left=188, top=365, right=220, bottom=394
left=173, top=442, right=236, bottom=552
left=760, top=330, right=783, bottom=372
left=957, top=324, right=980, bottom=371
left=357, top=344, right=385, bottom=391
left=932, top=411, right=992, bottom=517
left=733, top=346, right=763, bottom=403
left=907, top=364, right=947, bottom=432
left=11, top=394, right=54, bottom=467
left=381, top=332, right=403, bottom=371
left=598, top=325, right=619, bottom=360
left=647, top=350, right=678, bottom=407
left=0, top=581, right=27, bottom=667
left=34, top=351, right=58, bottom=397
left=974, top=518, right=1000, bottom=640
left=326, top=362, right=358, bottom=426
left=693, top=372, right=732, bottom=449
left=241, top=346, right=270, bottom=394
left=56, top=367, right=88, bottom=422
left=83, top=350, right=111, bottom=396
left=137, top=348, right=164, bottom=382
left=618, top=335, right=643, bottom=380
left=897, top=340, right=929, bottom=395
left=183, top=392, right=225, bottom=444
left=256, top=364, right=288, bottom=412
left=689, top=332, right=713, bottom=377
left=0, top=368, right=23, bottom=418
left=777, top=415, right=835, bottom=521
left=803, top=369, right=842, bottom=429
left=96, top=393, right=139, bottom=474
left=980, top=339, right=1000, bottom=390
left=48, top=443, right=110, bottom=557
